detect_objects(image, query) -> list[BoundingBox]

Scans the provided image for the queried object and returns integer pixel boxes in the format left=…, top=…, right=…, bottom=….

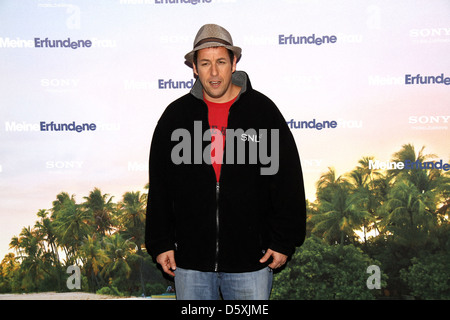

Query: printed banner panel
left=0, top=0, right=449, bottom=272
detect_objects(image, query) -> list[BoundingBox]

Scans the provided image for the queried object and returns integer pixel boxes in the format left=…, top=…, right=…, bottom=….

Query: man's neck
left=204, top=83, right=241, bottom=103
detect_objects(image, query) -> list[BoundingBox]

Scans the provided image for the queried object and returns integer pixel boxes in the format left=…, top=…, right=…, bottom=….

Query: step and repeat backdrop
left=0, top=0, right=449, bottom=259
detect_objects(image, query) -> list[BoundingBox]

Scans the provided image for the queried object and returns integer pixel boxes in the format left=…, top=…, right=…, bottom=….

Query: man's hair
left=193, top=48, right=235, bottom=67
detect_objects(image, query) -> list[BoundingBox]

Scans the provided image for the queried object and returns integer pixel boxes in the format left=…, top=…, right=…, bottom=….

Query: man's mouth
left=209, top=81, right=221, bottom=88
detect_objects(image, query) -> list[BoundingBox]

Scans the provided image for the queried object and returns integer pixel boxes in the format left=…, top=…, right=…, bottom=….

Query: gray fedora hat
left=184, top=24, right=242, bottom=65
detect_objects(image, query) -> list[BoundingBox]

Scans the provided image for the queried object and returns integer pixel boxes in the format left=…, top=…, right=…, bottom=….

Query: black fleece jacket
left=145, top=71, right=306, bottom=273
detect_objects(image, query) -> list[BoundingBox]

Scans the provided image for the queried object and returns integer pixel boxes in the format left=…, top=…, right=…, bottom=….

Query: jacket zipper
left=214, top=181, right=220, bottom=271
left=202, top=99, right=235, bottom=272
left=201, top=99, right=222, bottom=272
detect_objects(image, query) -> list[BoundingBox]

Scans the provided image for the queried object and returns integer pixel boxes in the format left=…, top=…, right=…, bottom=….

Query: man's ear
left=231, top=55, right=237, bottom=73
left=193, top=62, right=199, bottom=76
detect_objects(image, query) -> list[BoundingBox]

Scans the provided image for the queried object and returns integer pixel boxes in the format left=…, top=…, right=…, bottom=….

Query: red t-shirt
left=204, top=95, right=237, bottom=182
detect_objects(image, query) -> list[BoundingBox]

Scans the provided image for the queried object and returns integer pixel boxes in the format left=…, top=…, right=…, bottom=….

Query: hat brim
left=184, top=42, right=242, bottom=65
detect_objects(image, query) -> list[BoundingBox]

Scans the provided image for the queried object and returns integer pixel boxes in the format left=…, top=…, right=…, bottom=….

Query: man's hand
left=156, top=250, right=176, bottom=276
left=259, top=249, right=288, bottom=269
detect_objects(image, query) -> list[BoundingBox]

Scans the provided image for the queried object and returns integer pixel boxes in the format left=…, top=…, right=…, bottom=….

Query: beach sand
left=0, top=292, right=127, bottom=300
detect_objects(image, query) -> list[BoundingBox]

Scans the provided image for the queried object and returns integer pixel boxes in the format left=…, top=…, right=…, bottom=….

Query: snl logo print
left=171, top=121, right=279, bottom=176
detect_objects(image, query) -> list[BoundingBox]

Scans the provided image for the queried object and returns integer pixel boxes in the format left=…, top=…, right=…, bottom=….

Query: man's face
left=193, top=46, right=237, bottom=103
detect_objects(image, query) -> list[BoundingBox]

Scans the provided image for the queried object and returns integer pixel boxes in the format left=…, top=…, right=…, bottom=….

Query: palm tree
left=51, top=192, right=75, bottom=219
left=116, top=191, right=147, bottom=295
left=83, top=188, right=115, bottom=236
left=78, top=235, right=109, bottom=292
left=53, top=197, right=94, bottom=264
left=34, top=210, right=59, bottom=261
left=435, top=169, right=450, bottom=221
left=385, top=144, right=447, bottom=238
left=312, top=183, right=368, bottom=245
left=117, top=191, right=146, bottom=251
left=101, top=234, right=135, bottom=291
left=348, top=156, right=385, bottom=242
left=390, top=144, right=437, bottom=192
left=0, top=253, right=19, bottom=292
left=380, top=180, right=437, bottom=249
left=34, top=209, right=63, bottom=290
left=9, top=236, right=21, bottom=261
left=313, top=168, right=367, bottom=244
left=316, top=167, right=352, bottom=202
left=17, top=226, right=48, bottom=291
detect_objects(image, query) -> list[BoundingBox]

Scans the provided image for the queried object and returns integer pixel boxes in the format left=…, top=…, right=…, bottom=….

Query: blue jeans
left=174, top=267, right=273, bottom=300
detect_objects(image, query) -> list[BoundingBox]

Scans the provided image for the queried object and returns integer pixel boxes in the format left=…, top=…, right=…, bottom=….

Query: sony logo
left=46, top=161, right=84, bottom=169
left=409, top=116, right=450, bottom=124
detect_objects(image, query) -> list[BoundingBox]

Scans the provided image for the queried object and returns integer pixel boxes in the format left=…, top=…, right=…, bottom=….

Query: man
left=145, top=24, right=306, bottom=300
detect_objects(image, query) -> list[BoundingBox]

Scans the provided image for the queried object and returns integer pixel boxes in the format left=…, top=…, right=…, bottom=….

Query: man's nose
left=210, top=63, right=219, bottom=76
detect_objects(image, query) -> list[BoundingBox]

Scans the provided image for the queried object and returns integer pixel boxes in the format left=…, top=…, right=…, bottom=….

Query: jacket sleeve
left=145, top=118, right=176, bottom=259
left=267, top=105, right=307, bottom=257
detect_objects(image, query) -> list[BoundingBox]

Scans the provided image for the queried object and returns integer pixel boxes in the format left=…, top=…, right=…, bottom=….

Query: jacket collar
left=190, top=70, right=249, bottom=101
